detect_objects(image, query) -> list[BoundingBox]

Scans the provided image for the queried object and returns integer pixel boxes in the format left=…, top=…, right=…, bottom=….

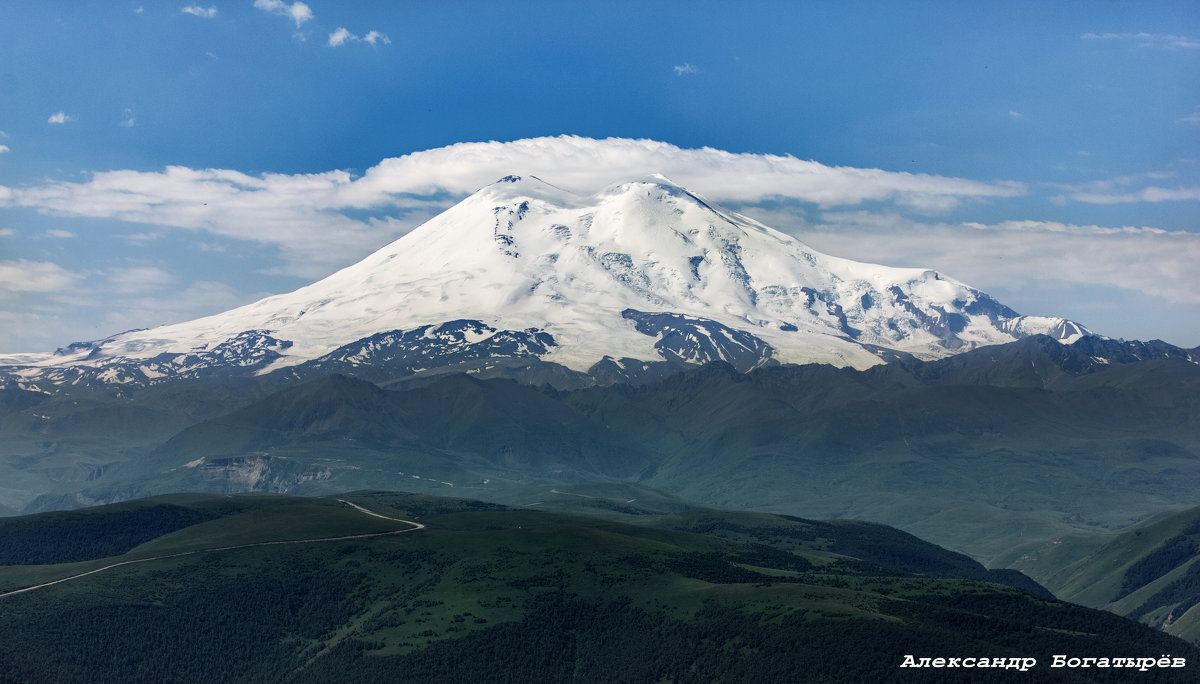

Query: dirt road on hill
left=0, top=499, right=423, bottom=600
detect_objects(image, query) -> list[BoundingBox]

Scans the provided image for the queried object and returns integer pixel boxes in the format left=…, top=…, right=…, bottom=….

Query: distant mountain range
left=3, top=331, right=1196, bottom=566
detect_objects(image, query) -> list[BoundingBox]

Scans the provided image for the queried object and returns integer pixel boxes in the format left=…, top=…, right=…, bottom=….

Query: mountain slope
left=61, top=373, right=655, bottom=507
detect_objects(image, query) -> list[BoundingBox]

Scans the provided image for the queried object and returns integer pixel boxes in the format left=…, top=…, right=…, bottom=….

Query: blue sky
left=1, top=1, right=1198, bottom=353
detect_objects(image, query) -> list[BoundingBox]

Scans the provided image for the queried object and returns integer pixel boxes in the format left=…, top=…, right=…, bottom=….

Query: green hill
left=1016, top=505, right=1200, bottom=646
left=0, top=491, right=1196, bottom=682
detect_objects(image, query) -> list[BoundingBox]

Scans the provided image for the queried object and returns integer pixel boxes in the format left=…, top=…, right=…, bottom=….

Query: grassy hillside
left=0, top=491, right=1196, bottom=682
left=1015, top=505, right=1200, bottom=646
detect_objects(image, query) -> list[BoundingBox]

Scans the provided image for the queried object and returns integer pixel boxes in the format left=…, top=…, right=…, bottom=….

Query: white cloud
left=43, top=229, right=76, bottom=239
left=181, top=5, right=217, bottom=19
left=47, top=111, right=73, bottom=125
left=1068, top=186, right=1200, bottom=204
left=0, top=228, right=15, bottom=237
left=115, top=231, right=164, bottom=244
left=329, top=27, right=390, bottom=47
left=1048, top=170, right=1200, bottom=205
left=0, top=260, right=80, bottom=294
left=1082, top=32, right=1200, bottom=49
left=328, top=27, right=351, bottom=47
left=0, top=145, right=8, bottom=154
left=361, top=31, right=388, bottom=45
left=107, top=265, right=178, bottom=294
left=120, top=108, right=136, bottom=128
left=1178, top=107, right=1200, bottom=126
left=1053, top=180, right=1200, bottom=204
left=254, top=0, right=312, bottom=28
left=673, top=63, right=698, bottom=75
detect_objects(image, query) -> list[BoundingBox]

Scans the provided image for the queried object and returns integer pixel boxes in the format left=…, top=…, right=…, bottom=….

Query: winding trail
left=0, top=499, right=423, bottom=600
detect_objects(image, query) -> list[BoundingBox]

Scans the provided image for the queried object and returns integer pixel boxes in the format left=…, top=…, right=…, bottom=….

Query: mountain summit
left=2, top=175, right=1090, bottom=389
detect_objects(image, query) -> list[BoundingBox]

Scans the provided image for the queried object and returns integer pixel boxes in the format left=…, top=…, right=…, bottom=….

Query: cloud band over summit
left=1, top=135, right=1032, bottom=274
left=4, top=136, right=1024, bottom=223
left=346, top=137, right=1027, bottom=211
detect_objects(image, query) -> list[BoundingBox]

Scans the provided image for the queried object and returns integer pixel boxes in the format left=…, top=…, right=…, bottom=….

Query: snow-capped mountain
left=1, top=174, right=1094, bottom=390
